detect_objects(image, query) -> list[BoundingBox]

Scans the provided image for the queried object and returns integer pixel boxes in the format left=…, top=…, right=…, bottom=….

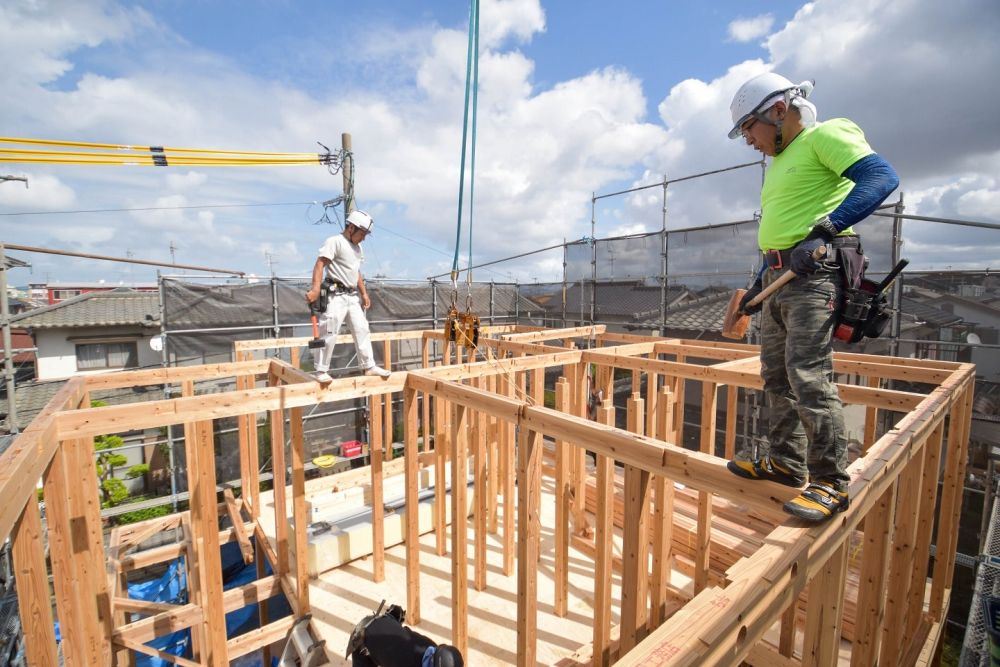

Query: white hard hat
left=346, top=209, right=374, bottom=233
left=728, top=72, right=814, bottom=139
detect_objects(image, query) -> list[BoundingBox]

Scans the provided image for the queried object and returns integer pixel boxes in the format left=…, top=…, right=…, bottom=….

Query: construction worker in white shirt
left=305, top=210, right=391, bottom=382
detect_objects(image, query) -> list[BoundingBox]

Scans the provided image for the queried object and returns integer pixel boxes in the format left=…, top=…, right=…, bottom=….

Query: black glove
left=738, top=274, right=763, bottom=316
left=789, top=235, right=826, bottom=276
left=386, top=604, right=405, bottom=624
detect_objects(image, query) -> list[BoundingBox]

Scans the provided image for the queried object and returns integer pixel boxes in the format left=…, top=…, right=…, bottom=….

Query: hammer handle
left=745, top=245, right=827, bottom=308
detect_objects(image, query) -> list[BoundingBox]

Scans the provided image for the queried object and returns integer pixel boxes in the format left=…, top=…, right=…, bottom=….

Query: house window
left=76, top=341, right=138, bottom=370
left=52, top=289, right=82, bottom=301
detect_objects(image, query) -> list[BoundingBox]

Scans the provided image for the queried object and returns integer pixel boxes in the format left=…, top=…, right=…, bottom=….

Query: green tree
left=92, top=401, right=149, bottom=508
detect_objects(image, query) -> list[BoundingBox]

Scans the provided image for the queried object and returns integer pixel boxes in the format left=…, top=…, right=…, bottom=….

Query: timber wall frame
left=0, top=325, right=972, bottom=666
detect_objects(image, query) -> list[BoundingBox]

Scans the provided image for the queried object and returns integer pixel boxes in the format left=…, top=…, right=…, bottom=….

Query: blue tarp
left=124, top=538, right=290, bottom=666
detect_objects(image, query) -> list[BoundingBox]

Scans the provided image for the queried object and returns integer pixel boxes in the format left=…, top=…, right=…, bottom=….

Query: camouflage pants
left=759, top=264, right=849, bottom=491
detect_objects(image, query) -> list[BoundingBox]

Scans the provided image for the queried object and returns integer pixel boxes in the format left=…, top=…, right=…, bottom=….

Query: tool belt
left=762, top=235, right=900, bottom=345
left=324, top=277, right=358, bottom=295
left=762, top=235, right=861, bottom=272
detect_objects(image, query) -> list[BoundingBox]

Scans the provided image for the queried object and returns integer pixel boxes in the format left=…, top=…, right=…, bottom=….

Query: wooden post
left=650, top=385, right=674, bottom=629
left=879, top=450, right=926, bottom=666
left=435, top=342, right=452, bottom=556
left=370, top=393, right=385, bottom=582
left=863, top=375, right=880, bottom=453
left=851, top=483, right=897, bottom=667
left=193, top=420, right=228, bottom=664
left=487, top=367, right=500, bottom=534
left=516, top=426, right=543, bottom=666
left=724, top=385, right=737, bottom=459
left=267, top=377, right=289, bottom=577
left=44, top=444, right=90, bottom=666
left=404, top=387, right=422, bottom=623
left=12, top=498, right=58, bottom=666
left=502, top=371, right=516, bottom=576
left=906, top=421, right=945, bottom=642
left=593, top=401, right=615, bottom=667
left=451, top=402, right=469, bottom=657
left=621, top=392, right=651, bottom=654
left=554, top=378, right=571, bottom=617
left=383, top=340, right=393, bottom=460
left=289, top=406, right=310, bottom=611
left=645, top=366, right=657, bottom=438
left=695, top=382, right=717, bottom=593
left=473, top=376, right=488, bottom=591
left=182, top=382, right=209, bottom=661
left=930, top=381, right=973, bottom=616
left=802, top=542, right=850, bottom=667
left=421, top=338, right=430, bottom=453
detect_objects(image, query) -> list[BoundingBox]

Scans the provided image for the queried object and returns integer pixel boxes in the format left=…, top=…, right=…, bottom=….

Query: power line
left=0, top=201, right=314, bottom=216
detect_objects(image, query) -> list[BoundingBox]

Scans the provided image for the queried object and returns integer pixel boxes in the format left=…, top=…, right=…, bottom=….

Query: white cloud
left=0, top=173, right=76, bottom=209
left=727, top=14, right=775, bottom=43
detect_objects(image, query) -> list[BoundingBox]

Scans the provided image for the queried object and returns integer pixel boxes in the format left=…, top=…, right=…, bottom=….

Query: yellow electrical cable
left=0, top=147, right=322, bottom=161
left=0, top=136, right=322, bottom=157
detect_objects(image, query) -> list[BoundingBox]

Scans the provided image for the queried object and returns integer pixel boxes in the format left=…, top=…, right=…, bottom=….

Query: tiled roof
left=9, top=288, right=160, bottom=329
left=658, top=292, right=732, bottom=332
left=899, top=297, right=964, bottom=328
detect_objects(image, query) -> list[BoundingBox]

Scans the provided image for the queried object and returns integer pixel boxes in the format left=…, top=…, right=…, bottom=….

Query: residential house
left=28, top=280, right=158, bottom=305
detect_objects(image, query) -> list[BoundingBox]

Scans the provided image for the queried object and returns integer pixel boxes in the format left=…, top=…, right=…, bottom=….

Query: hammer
left=722, top=245, right=827, bottom=339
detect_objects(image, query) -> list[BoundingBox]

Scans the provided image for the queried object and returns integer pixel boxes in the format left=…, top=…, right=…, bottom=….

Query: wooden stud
left=695, top=382, right=718, bottom=593
left=383, top=339, right=393, bottom=460
left=474, top=376, right=488, bottom=591
left=192, top=420, right=228, bottom=665
left=12, top=496, right=58, bottom=667
left=724, top=385, right=737, bottom=460
left=802, top=542, right=850, bottom=667
left=451, top=402, right=469, bottom=657
left=502, top=371, right=516, bottom=577
left=851, top=483, right=897, bottom=667
left=880, top=451, right=926, bottom=667
left=650, top=385, right=674, bottom=629
left=370, top=392, right=386, bottom=582
left=223, top=488, right=253, bottom=565
left=593, top=401, right=615, bottom=667
left=905, top=421, right=945, bottom=643
left=266, top=378, right=289, bottom=578
left=422, top=338, right=431, bottom=453
left=621, top=392, right=651, bottom=654
left=403, top=387, right=422, bottom=624
left=554, top=378, right=571, bottom=617
left=516, top=426, right=543, bottom=666
left=289, top=406, right=310, bottom=612
left=863, top=375, right=880, bottom=453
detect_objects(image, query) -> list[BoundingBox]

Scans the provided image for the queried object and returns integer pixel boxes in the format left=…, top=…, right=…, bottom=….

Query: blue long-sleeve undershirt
left=828, top=153, right=900, bottom=232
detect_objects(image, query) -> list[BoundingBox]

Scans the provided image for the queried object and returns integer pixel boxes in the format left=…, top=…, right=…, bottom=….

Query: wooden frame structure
left=0, top=325, right=972, bottom=666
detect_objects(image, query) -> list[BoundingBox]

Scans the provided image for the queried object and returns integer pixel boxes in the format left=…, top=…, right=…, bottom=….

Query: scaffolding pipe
left=871, top=210, right=1000, bottom=230
left=592, top=159, right=764, bottom=201
left=659, top=176, right=668, bottom=336
left=889, top=192, right=905, bottom=357
left=0, top=245, right=17, bottom=433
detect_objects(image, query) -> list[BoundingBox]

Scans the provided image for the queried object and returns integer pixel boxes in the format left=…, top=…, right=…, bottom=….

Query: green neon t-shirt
left=758, top=118, right=874, bottom=250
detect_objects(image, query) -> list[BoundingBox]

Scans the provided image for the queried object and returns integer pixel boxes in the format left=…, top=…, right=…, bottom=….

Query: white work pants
left=312, top=293, right=376, bottom=372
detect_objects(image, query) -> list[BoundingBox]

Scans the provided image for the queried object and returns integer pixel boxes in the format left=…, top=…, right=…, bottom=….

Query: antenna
left=169, top=241, right=178, bottom=265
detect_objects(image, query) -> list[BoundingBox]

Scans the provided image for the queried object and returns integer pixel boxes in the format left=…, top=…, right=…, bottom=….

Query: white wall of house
left=34, top=326, right=160, bottom=380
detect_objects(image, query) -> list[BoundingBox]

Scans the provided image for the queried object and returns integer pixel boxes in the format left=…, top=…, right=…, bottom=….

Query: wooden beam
left=905, top=421, right=945, bottom=642
left=474, top=376, right=488, bottom=592
left=192, top=419, right=228, bottom=665
left=115, top=635, right=202, bottom=667
left=112, top=597, right=181, bottom=616
left=650, top=385, right=675, bottom=629
left=223, top=488, right=253, bottom=565
left=516, top=426, right=542, bottom=666
left=226, top=617, right=296, bottom=660
left=83, top=359, right=268, bottom=390
left=503, top=324, right=605, bottom=343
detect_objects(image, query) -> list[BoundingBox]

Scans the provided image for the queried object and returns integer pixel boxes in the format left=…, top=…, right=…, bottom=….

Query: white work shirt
left=318, top=233, right=364, bottom=287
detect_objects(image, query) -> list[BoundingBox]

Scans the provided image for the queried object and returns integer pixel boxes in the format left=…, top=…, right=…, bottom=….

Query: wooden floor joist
left=0, top=326, right=973, bottom=666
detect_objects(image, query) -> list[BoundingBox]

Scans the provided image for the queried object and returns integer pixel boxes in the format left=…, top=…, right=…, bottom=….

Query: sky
left=1, top=0, right=999, bottom=288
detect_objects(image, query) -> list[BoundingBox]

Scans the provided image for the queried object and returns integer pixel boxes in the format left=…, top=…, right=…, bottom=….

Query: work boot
left=726, top=455, right=805, bottom=488
left=783, top=481, right=849, bottom=522
left=364, top=365, right=391, bottom=378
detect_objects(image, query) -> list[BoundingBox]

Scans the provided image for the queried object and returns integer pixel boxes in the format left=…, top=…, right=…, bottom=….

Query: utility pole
left=0, top=245, right=18, bottom=433
left=264, top=251, right=277, bottom=277
left=342, top=133, right=354, bottom=218
left=169, top=241, right=177, bottom=266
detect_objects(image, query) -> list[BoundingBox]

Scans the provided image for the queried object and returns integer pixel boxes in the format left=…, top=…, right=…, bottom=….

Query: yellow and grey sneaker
left=783, top=482, right=849, bottom=522
left=726, top=455, right=805, bottom=488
